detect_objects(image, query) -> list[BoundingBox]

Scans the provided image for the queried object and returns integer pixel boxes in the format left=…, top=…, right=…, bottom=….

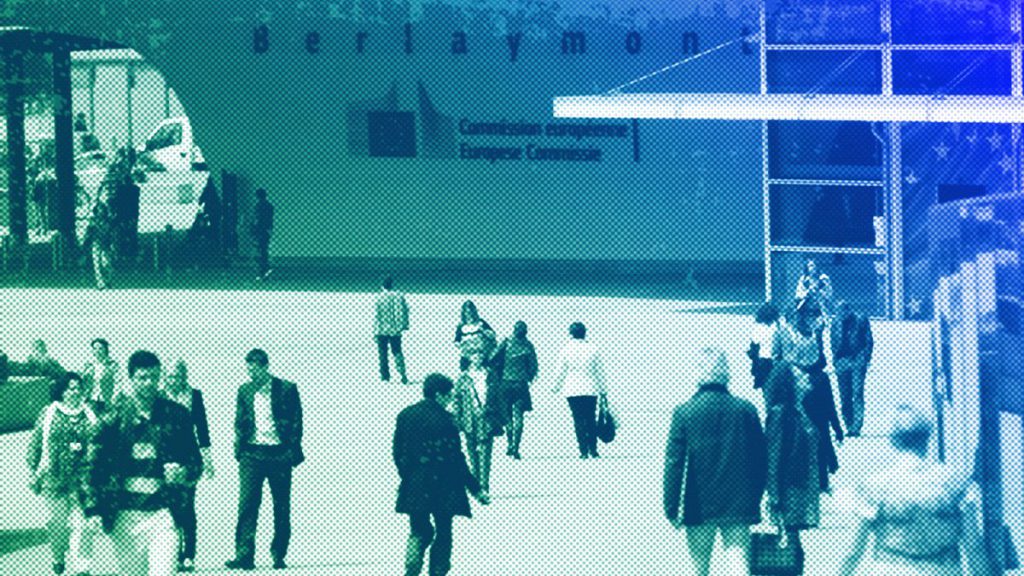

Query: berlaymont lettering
left=252, top=23, right=729, bottom=59
left=3, top=0, right=765, bottom=263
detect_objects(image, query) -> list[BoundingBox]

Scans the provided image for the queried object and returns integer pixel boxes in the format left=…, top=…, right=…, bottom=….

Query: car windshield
left=148, top=123, right=182, bottom=150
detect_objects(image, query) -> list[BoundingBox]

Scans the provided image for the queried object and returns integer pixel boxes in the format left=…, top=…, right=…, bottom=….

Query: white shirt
left=553, top=338, right=608, bottom=398
left=750, top=323, right=776, bottom=359
left=252, top=385, right=281, bottom=445
left=466, top=367, right=488, bottom=406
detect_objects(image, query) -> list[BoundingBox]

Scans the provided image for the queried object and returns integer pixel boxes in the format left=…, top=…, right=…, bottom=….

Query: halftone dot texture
left=0, top=0, right=1021, bottom=574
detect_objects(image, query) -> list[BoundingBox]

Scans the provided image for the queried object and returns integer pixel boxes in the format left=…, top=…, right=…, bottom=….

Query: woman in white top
left=551, top=322, right=608, bottom=459
left=26, top=372, right=99, bottom=576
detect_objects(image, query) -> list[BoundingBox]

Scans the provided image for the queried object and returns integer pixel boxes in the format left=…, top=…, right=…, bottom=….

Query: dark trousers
left=254, top=233, right=270, bottom=276
left=405, top=513, right=453, bottom=576
left=567, top=396, right=598, bottom=456
left=836, top=357, right=868, bottom=435
left=234, top=449, right=293, bottom=563
left=376, top=335, right=405, bottom=381
left=170, top=486, right=198, bottom=561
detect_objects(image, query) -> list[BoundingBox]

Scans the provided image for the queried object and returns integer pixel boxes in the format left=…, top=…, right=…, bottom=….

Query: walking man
left=663, top=348, right=768, bottom=576
left=86, top=186, right=115, bottom=290
left=831, top=301, right=873, bottom=437
left=251, top=188, right=274, bottom=281
left=227, top=349, right=304, bottom=571
left=85, top=350, right=202, bottom=576
left=393, top=373, right=489, bottom=576
left=374, top=274, right=410, bottom=384
left=82, top=338, right=123, bottom=412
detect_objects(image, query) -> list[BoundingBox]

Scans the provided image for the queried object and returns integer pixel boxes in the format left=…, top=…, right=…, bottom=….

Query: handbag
left=596, top=399, right=616, bottom=443
left=749, top=524, right=804, bottom=575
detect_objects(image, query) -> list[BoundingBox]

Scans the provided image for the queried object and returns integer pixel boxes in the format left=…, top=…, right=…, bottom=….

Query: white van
left=137, top=116, right=205, bottom=172
left=75, top=116, right=209, bottom=241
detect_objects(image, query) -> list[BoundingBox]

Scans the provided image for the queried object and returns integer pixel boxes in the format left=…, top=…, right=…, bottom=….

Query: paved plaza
left=0, top=284, right=976, bottom=575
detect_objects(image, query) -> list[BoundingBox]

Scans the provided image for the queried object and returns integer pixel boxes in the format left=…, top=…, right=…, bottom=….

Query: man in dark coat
left=663, top=348, right=768, bottom=576
left=831, top=301, right=873, bottom=437
left=226, top=349, right=304, bottom=571
left=393, top=373, right=487, bottom=576
left=251, top=188, right=274, bottom=280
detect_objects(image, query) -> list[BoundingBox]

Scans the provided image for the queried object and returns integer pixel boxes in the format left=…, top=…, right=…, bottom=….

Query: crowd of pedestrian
left=24, top=341, right=302, bottom=576
left=18, top=269, right=989, bottom=576
left=656, top=261, right=987, bottom=575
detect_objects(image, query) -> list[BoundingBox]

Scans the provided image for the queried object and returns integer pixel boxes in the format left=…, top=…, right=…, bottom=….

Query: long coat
left=234, top=377, right=304, bottom=467
left=764, top=363, right=822, bottom=530
left=663, top=383, right=768, bottom=526
left=452, top=369, right=504, bottom=440
left=393, top=399, right=479, bottom=518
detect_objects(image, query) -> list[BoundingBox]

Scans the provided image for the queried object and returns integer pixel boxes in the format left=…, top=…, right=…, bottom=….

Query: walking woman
left=493, top=321, right=538, bottom=460
left=26, top=372, right=99, bottom=576
left=551, top=322, right=609, bottom=459
left=452, top=350, right=502, bottom=504
left=775, top=306, right=843, bottom=492
left=454, top=300, right=495, bottom=372
left=161, top=360, right=214, bottom=573
left=763, top=361, right=823, bottom=575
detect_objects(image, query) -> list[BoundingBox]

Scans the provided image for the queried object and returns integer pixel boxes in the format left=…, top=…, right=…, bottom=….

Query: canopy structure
left=553, top=93, right=1024, bottom=124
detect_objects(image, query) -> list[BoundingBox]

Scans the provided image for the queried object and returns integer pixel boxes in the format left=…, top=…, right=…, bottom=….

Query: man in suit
left=85, top=350, right=202, bottom=576
left=831, top=301, right=874, bottom=437
left=226, top=349, right=304, bottom=571
left=251, top=188, right=274, bottom=281
left=393, top=373, right=488, bottom=576
left=663, top=348, right=768, bottom=576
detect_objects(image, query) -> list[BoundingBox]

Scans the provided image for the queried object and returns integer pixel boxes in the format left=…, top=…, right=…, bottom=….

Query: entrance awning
left=554, top=93, right=1024, bottom=124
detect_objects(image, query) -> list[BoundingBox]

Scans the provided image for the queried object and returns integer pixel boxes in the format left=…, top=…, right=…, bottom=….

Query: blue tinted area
left=892, top=0, right=1013, bottom=44
left=767, top=51, right=881, bottom=94
left=893, top=51, right=1012, bottom=96
left=769, top=184, right=881, bottom=248
left=901, top=123, right=1019, bottom=317
left=768, top=121, right=882, bottom=180
left=766, top=0, right=881, bottom=44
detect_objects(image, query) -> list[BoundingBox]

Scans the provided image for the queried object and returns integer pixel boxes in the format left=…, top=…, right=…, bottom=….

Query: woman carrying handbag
left=758, top=361, right=822, bottom=575
left=551, top=322, right=608, bottom=459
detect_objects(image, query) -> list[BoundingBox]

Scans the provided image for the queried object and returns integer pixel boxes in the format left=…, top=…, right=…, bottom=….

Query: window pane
left=771, top=251, right=887, bottom=317
left=770, top=184, right=882, bottom=248
left=766, top=0, right=881, bottom=44
left=892, top=0, right=1013, bottom=44
left=893, top=51, right=1012, bottom=96
left=769, top=121, right=882, bottom=180
left=767, top=51, right=881, bottom=94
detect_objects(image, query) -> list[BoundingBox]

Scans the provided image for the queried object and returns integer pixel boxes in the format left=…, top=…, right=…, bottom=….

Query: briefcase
left=749, top=529, right=804, bottom=575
